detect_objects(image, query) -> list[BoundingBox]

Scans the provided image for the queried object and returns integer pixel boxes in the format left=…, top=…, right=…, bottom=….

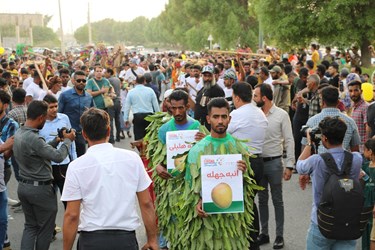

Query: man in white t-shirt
left=124, top=58, right=145, bottom=84
left=185, top=65, right=202, bottom=102
left=25, top=71, right=47, bottom=104
left=61, top=108, right=157, bottom=250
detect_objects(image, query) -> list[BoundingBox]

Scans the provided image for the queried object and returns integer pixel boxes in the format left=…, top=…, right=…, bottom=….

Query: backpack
left=317, top=151, right=372, bottom=240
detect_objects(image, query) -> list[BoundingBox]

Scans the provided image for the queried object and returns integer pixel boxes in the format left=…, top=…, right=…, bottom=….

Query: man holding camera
left=39, top=94, right=77, bottom=207
left=296, top=116, right=362, bottom=249
left=13, top=100, right=76, bottom=250
left=301, top=86, right=360, bottom=153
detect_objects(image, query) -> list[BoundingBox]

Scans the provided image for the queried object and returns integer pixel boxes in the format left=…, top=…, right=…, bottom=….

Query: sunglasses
left=76, top=79, right=86, bottom=83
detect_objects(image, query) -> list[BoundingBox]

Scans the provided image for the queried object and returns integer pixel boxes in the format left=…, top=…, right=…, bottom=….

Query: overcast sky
left=1, top=0, right=169, bottom=33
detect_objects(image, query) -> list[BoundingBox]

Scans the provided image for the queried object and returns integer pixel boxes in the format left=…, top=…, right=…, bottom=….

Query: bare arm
left=63, top=200, right=81, bottom=250
left=137, top=189, right=158, bottom=250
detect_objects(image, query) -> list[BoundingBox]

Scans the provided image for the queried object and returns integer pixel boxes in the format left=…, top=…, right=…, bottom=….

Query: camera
left=57, top=127, right=71, bottom=139
left=300, top=125, right=322, bottom=144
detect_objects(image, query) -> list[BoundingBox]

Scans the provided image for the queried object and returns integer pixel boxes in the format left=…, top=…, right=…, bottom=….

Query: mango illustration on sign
left=211, top=183, right=233, bottom=209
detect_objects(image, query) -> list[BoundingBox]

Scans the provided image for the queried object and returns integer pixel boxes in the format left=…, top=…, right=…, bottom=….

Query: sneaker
left=55, top=226, right=62, bottom=233
left=11, top=201, right=21, bottom=208
left=3, top=241, right=11, bottom=250
left=256, top=234, right=270, bottom=245
left=7, top=198, right=18, bottom=206
left=273, top=236, right=284, bottom=249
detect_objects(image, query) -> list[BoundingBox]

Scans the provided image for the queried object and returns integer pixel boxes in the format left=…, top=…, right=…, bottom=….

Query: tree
left=33, top=26, right=60, bottom=47
left=254, top=0, right=375, bottom=66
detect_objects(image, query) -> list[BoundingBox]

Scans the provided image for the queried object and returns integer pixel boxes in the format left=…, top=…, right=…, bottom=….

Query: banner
left=201, top=154, right=244, bottom=214
left=166, top=130, right=198, bottom=173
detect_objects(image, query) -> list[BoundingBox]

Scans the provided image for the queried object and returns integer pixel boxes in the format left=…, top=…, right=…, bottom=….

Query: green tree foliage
left=33, top=26, right=60, bottom=47
left=73, top=0, right=259, bottom=51
left=253, top=0, right=375, bottom=66
left=74, top=17, right=149, bottom=45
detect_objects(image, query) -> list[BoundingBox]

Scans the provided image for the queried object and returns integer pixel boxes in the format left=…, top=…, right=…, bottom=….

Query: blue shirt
left=301, top=108, right=360, bottom=153
left=296, top=147, right=362, bottom=225
left=39, top=113, right=77, bottom=165
left=123, top=84, right=160, bottom=121
left=58, top=88, right=94, bottom=132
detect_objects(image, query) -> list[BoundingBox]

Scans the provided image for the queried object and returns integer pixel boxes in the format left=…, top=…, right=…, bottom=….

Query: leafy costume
left=179, top=134, right=261, bottom=250
left=144, top=112, right=206, bottom=249
left=361, top=161, right=375, bottom=250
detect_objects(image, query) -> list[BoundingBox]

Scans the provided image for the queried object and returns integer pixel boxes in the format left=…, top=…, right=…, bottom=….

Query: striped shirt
left=301, top=108, right=360, bottom=153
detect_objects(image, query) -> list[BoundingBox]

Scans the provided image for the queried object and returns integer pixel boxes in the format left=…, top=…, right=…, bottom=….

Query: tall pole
left=88, top=1, right=92, bottom=44
left=16, top=16, right=20, bottom=44
left=29, top=20, right=33, bottom=46
left=58, top=0, right=65, bottom=54
left=258, top=20, right=263, bottom=50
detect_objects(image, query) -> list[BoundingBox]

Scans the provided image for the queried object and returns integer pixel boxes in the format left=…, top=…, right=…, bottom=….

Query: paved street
left=5, top=136, right=362, bottom=249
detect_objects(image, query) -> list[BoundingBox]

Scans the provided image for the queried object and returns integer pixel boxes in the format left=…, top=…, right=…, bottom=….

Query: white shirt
left=61, top=86, right=72, bottom=93
left=262, top=104, right=295, bottom=168
left=224, top=87, right=233, bottom=98
left=186, top=76, right=201, bottom=101
left=217, top=78, right=225, bottom=90
left=61, top=143, right=151, bottom=231
left=124, top=67, right=145, bottom=83
left=118, top=69, right=127, bottom=79
left=23, top=76, right=34, bottom=90
left=26, top=82, right=47, bottom=100
left=228, top=103, right=268, bottom=154
left=263, top=76, right=274, bottom=91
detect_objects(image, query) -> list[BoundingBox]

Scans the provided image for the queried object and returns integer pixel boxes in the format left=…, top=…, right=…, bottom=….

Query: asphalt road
left=5, top=136, right=362, bottom=250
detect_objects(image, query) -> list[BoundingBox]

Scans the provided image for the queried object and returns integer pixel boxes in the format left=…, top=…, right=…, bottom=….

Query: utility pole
left=16, top=16, right=20, bottom=44
left=29, top=20, right=33, bottom=46
left=58, top=0, right=65, bottom=54
left=88, top=1, right=92, bottom=44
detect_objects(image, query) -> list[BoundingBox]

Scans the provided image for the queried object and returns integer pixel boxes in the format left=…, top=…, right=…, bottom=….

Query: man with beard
left=13, top=100, right=75, bottom=250
left=58, top=70, right=94, bottom=157
left=194, top=65, right=225, bottom=129
left=253, top=84, right=294, bottom=249
left=348, top=79, right=368, bottom=153
left=155, top=89, right=201, bottom=249
left=124, top=58, right=145, bottom=85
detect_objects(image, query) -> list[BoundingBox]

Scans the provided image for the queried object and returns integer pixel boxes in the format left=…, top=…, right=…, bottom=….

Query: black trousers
left=52, top=163, right=69, bottom=209
left=249, top=156, right=264, bottom=250
left=78, top=230, right=138, bottom=250
left=75, top=133, right=87, bottom=158
left=133, top=113, right=152, bottom=140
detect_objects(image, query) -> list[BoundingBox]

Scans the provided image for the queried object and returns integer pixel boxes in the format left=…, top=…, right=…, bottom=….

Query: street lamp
left=207, top=34, right=213, bottom=50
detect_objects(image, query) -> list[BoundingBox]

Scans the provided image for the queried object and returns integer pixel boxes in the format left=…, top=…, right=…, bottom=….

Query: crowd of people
left=0, top=42, right=374, bottom=249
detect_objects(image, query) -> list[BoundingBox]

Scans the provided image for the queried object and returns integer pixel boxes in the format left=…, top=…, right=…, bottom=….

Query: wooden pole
left=34, top=63, right=48, bottom=91
left=208, top=49, right=268, bottom=57
left=26, top=51, right=67, bottom=66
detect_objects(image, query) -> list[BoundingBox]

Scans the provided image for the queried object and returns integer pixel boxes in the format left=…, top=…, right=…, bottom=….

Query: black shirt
left=367, top=102, right=375, bottom=138
left=194, top=84, right=225, bottom=129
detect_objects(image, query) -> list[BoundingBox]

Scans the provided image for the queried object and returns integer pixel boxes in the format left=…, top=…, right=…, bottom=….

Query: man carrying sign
left=181, top=97, right=260, bottom=249
left=154, top=89, right=202, bottom=249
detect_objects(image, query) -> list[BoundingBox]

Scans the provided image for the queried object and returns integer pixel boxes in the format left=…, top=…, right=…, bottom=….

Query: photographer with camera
left=13, top=100, right=76, bottom=250
left=39, top=94, right=77, bottom=207
left=301, top=85, right=360, bottom=154
left=296, top=116, right=363, bottom=249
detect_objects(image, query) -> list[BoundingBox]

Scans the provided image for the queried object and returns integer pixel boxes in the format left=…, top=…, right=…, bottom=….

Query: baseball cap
left=224, top=70, right=237, bottom=80
left=269, top=65, right=282, bottom=73
left=129, top=58, right=138, bottom=64
left=202, top=65, right=214, bottom=74
left=346, top=73, right=361, bottom=84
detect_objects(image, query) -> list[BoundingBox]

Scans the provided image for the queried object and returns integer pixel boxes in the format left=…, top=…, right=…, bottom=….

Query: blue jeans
left=0, top=190, right=8, bottom=249
left=306, top=223, right=356, bottom=250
